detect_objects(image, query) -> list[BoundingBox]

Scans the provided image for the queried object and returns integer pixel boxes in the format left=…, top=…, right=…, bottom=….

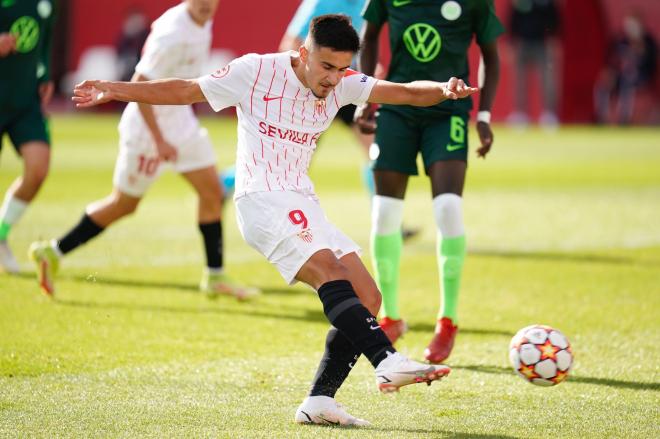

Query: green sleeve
left=472, top=0, right=504, bottom=45
left=37, top=2, right=55, bottom=83
left=362, top=0, right=388, bottom=26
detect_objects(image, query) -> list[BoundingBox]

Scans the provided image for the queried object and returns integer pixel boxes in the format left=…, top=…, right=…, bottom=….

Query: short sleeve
left=339, top=70, right=378, bottom=106
left=285, top=0, right=320, bottom=41
left=135, top=32, right=178, bottom=80
left=362, top=0, right=388, bottom=27
left=473, top=0, right=505, bottom=45
left=198, top=54, right=257, bottom=112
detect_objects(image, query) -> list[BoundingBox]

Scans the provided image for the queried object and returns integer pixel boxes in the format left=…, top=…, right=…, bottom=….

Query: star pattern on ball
left=519, top=363, right=539, bottom=380
left=538, top=340, right=559, bottom=361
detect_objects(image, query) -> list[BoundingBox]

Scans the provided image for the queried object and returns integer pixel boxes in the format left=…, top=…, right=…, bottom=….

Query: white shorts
left=113, top=128, right=217, bottom=197
left=235, top=191, right=361, bottom=284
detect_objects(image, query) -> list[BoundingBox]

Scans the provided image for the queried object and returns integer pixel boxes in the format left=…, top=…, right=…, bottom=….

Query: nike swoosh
left=369, top=325, right=380, bottom=330
left=446, top=143, right=465, bottom=152
left=317, top=415, right=340, bottom=425
left=393, top=0, right=412, bottom=6
left=398, top=367, right=437, bottom=375
left=263, top=95, right=282, bottom=102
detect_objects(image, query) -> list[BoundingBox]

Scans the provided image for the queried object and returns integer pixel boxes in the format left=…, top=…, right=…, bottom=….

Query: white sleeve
left=198, top=54, right=257, bottom=112
left=339, top=70, right=378, bottom=107
left=135, top=31, right=178, bottom=80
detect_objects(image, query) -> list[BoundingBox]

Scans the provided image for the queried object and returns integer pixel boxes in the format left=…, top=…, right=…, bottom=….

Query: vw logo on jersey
left=441, top=1, right=462, bottom=21
left=37, top=0, right=52, bottom=19
left=10, top=16, right=40, bottom=53
left=403, top=23, right=441, bottom=63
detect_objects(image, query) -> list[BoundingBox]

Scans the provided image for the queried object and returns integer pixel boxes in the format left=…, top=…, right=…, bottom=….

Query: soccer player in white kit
left=28, top=0, right=257, bottom=299
left=72, top=14, right=478, bottom=427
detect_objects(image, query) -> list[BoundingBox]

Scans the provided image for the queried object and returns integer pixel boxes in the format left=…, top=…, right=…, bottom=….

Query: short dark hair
left=309, top=14, right=360, bottom=53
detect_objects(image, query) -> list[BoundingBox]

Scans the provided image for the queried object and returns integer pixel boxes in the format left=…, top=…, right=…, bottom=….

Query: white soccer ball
left=509, top=324, right=573, bottom=386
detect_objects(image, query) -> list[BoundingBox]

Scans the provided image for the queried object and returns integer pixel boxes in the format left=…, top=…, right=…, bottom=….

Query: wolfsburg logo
left=403, top=23, right=441, bottom=63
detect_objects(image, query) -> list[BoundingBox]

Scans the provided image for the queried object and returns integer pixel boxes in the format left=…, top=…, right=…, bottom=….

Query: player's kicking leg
left=181, top=166, right=259, bottom=300
left=29, top=190, right=140, bottom=296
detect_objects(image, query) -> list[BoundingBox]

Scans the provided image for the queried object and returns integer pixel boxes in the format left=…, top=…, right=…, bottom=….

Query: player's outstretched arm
left=72, top=78, right=207, bottom=108
left=367, top=77, right=478, bottom=107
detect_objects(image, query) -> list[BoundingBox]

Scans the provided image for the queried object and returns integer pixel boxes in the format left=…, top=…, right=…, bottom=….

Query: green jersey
left=0, top=0, right=54, bottom=112
left=363, top=0, right=503, bottom=116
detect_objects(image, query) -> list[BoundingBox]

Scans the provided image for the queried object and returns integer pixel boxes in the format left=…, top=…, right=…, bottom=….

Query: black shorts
left=336, top=104, right=357, bottom=127
left=0, top=100, right=50, bottom=153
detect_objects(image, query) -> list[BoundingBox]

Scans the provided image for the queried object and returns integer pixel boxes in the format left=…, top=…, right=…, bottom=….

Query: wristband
left=477, top=111, right=491, bottom=124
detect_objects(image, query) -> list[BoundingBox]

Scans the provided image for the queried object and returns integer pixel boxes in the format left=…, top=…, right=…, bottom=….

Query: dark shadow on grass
left=55, top=297, right=327, bottom=324
left=471, top=249, right=636, bottom=266
left=408, top=322, right=514, bottom=337
left=454, top=364, right=660, bottom=391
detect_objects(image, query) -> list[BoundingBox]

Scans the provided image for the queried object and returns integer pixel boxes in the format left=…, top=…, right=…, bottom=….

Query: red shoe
left=424, top=317, right=458, bottom=363
left=378, top=317, right=408, bottom=344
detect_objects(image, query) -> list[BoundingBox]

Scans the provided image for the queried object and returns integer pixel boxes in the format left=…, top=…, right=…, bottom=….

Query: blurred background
left=48, top=0, right=660, bottom=125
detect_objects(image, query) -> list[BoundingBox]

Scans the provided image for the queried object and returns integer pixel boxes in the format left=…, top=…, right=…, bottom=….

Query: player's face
left=301, top=45, right=354, bottom=99
left=186, top=0, right=219, bottom=25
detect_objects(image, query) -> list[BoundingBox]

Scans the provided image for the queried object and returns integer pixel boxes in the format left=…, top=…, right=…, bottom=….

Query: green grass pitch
left=1, top=114, right=659, bottom=437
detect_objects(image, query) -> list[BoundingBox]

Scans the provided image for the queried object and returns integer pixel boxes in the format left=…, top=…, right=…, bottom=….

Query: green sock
left=0, top=222, right=10, bottom=241
left=437, top=235, right=466, bottom=323
left=371, top=231, right=402, bottom=319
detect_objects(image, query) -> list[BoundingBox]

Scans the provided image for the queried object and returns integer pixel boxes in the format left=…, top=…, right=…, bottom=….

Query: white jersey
left=198, top=51, right=377, bottom=198
left=118, top=3, right=212, bottom=144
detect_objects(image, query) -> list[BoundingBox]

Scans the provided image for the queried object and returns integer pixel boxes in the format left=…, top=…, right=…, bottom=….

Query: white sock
left=0, top=194, right=28, bottom=226
left=49, top=239, right=63, bottom=258
left=372, top=195, right=404, bottom=235
left=432, top=194, right=464, bottom=238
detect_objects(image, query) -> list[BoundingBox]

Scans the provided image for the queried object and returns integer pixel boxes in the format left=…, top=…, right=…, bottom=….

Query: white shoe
left=0, top=241, right=20, bottom=273
left=375, top=352, right=451, bottom=393
left=294, top=396, right=370, bottom=426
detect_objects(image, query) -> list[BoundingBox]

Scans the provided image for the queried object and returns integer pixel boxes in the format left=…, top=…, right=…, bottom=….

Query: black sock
left=199, top=220, right=222, bottom=269
left=318, top=280, right=394, bottom=368
left=309, top=327, right=360, bottom=398
left=57, top=213, right=104, bottom=255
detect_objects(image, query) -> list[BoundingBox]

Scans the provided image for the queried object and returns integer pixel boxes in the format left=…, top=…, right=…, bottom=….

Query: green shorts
left=0, top=100, right=50, bottom=153
left=373, top=108, right=468, bottom=175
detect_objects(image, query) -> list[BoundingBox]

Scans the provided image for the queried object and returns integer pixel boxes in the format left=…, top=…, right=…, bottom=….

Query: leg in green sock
left=0, top=222, right=10, bottom=242
left=437, top=235, right=466, bottom=323
left=371, top=231, right=403, bottom=319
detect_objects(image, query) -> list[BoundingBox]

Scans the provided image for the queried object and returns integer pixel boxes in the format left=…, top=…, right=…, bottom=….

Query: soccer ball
left=509, top=324, right=573, bottom=386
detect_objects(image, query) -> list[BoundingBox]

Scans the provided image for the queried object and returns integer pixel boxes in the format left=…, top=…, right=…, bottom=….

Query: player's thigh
left=113, top=139, right=163, bottom=198
left=373, top=109, right=421, bottom=176
left=421, top=113, right=468, bottom=196
left=235, top=191, right=360, bottom=286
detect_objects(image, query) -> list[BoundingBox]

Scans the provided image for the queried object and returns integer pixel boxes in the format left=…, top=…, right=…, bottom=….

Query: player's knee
left=432, top=193, right=464, bottom=237
left=324, top=259, right=350, bottom=282
left=372, top=195, right=404, bottom=235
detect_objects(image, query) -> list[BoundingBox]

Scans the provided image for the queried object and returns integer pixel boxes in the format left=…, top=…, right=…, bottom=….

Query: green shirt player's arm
left=72, top=78, right=207, bottom=108
left=359, top=0, right=387, bottom=76
left=472, top=0, right=504, bottom=157
left=37, top=3, right=55, bottom=84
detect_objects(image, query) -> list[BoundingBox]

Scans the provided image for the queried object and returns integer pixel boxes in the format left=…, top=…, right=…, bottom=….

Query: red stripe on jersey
left=260, top=139, right=265, bottom=158
left=268, top=162, right=272, bottom=173
left=252, top=151, right=257, bottom=166
left=331, top=90, right=340, bottom=111
left=265, top=168, right=271, bottom=191
left=344, top=68, right=361, bottom=77
left=301, top=90, right=311, bottom=127
left=264, top=59, right=277, bottom=120
left=245, top=163, right=252, bottom=178
left=249, top=59, right=263, bottom=116
left=279, top=70, right=288, bottom=123
left=291, top=88, right=300, bottom=124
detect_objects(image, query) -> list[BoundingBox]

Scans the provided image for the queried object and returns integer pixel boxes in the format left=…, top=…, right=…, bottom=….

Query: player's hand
left=476, top=121, right=494, bottom=158
left=442, top=77, right=478, bottom=100
left=72, top=80, right=113, bottom=107
left=354, top=103, right=378, bottom=135
left=155, top=139, right=178, bottom=162
left=0, top=33, right=16, bottom=57
left=39, top=81, right=54, bottom=108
